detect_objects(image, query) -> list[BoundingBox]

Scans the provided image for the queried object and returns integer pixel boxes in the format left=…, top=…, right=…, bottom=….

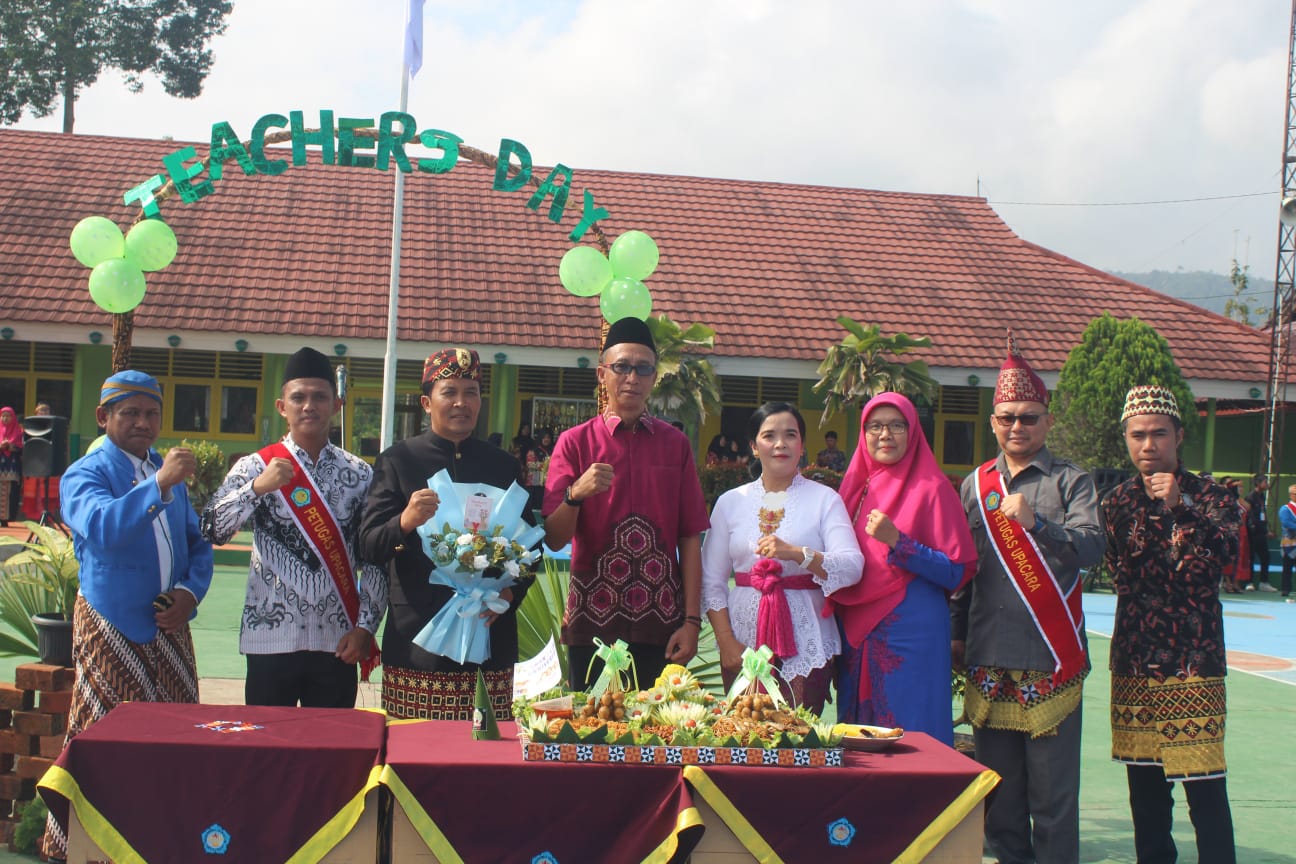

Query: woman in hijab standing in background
left=0, top=407, right=22, bottom=527
left=832, top=392, right=977, bottom=744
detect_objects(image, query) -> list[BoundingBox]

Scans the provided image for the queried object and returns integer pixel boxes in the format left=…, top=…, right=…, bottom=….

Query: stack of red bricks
left=0, top=664, right=72, bottom=849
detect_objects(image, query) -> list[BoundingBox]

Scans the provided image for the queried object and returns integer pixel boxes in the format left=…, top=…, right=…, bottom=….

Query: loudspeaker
left=21, top=416, right=68, bottom=478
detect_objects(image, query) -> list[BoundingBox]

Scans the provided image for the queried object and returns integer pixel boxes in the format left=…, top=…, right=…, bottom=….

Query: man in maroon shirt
left=543, top=317, right=709, bottom=689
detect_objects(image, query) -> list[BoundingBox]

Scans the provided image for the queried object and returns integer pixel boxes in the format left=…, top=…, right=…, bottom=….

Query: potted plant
left=0, top=521, right=79, bottom=666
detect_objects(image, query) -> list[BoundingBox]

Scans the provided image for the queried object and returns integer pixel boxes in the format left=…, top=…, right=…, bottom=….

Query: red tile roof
left=0, top=128, right=1274, bottom=383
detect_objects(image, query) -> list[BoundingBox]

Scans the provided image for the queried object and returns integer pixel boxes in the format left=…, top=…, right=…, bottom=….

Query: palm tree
left=813, top=315, right=937, bottom=424
left=646, top=314, right=723, bottom=434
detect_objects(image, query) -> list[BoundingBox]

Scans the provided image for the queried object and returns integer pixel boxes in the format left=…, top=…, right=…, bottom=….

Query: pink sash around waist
left=735, top=559, right=821, bottom=659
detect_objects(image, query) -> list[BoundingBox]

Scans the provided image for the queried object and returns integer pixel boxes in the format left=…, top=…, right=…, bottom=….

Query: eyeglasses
left=864, top=420, right=909, bottom=436
left=992, top=413, right=1043, bottom=428
left=112, top=407, right=162, bottom=421
left=601, top=361, right=657, bottom=378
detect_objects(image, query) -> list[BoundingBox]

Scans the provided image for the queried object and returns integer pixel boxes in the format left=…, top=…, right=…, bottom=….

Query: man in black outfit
left=358, top=348, right=533, bottom=720
left=1246, top=474, right=1274, bottom=591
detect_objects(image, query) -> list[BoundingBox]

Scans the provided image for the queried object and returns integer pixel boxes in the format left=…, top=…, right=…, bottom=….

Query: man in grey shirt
left=951, top=336, right=1103, bottom=864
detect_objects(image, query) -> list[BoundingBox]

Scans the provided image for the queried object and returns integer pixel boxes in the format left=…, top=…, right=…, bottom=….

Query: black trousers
left=567, top=641, right=669, bottom=692
left=1248, top=527, right=1270, bottom=584
left=245, top=651, right=358, bottom=708
left=1283, top=553, right=1295, bottom=596
left=1126, top=764, right=1235, bottom=864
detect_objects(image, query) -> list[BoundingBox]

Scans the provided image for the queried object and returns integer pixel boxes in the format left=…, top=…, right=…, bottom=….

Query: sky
left=9, top=0, right=1293, bottom=278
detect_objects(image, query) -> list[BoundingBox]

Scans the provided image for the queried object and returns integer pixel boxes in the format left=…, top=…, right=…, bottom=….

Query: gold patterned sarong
left=1111, top=673, right=1227, bottom=780
left=964, top=665, right=1085, bottom=739
left=382, top=664, right=513, bottom=720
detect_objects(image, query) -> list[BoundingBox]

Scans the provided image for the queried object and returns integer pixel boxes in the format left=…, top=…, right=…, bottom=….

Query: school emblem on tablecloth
left=194, top=720, right=264, bottom=734
left=984, top=490, right=1001, bottom=512
left=291, top=487, right=311, bottom=506
left=202, top=824, right=230, bottom=854
left=827, top=817, right=856, bottom=847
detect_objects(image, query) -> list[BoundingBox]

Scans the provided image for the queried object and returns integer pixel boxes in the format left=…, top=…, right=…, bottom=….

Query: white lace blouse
left=701, top=474, right=865, bottom=679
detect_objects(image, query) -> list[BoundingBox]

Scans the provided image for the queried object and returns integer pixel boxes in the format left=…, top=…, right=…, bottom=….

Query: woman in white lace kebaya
left=702, top=403, right=864, bottom=713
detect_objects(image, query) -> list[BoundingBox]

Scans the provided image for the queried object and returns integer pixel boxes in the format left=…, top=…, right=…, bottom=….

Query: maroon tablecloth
left=382, top=720, right=704, bottom=863
left=38, top=702, right=385, bottom=863
left=684, top=732, right=998, bottom=863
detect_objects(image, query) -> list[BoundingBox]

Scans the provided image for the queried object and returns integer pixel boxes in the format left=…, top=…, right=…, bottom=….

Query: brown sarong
left=45, top=594, right=198, bottom=858
left=382, top=664, right=513, bottom=720
left=1111, top=673, right=1227, bottom=781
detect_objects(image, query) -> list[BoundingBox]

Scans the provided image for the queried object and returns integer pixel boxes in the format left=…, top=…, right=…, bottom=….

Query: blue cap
left=100, top=370, right=162, bottom=407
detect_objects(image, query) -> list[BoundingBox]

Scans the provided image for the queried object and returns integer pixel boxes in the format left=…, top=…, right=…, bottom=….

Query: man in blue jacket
left=46, top=370, right=213, bottom=857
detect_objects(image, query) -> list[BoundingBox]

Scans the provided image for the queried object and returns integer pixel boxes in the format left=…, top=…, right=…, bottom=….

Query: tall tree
left=1222, top=258, right=1258, bottom=326
left=813, top=315, right=937, bottom=424
left=0, top=0, right=232, bottom=133
left=1052, top=312, right=1196, bottom=471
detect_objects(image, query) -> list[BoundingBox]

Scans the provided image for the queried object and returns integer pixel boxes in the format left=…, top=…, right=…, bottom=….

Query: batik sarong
left=381, top=664, right=513, bottom=721
left=45, top=594, right=199, bottom=858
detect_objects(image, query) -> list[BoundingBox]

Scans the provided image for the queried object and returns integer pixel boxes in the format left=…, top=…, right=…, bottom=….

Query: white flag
left=404, top=0, right=426, bottom=78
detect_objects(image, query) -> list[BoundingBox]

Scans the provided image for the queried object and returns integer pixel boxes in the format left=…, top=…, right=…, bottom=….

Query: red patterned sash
left=258, top=443, right=380, bottom=677
left=974, top=460, right=1085, bottom=686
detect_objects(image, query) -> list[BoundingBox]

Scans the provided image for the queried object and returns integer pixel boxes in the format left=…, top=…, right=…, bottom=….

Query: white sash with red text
left=258, top=442, right=380, bottom=677
left=974, top=460, right=1085, bottom=685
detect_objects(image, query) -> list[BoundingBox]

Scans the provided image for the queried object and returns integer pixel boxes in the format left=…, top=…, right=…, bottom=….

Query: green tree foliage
left=159, top=438, right=228, bottom=514
left=813, top=316, right=937, bottom=425
left=646, top=314, right=723, bottom=434
left=0, top=0, right=232, bottom=132
left=1052, top=313, right=1196, bottom=471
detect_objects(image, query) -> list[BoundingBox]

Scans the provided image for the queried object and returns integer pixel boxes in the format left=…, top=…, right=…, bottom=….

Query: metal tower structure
left=1263, top=0, right=1296, bottom=481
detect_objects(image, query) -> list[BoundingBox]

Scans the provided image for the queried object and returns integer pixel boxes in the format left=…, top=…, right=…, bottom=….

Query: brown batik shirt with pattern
left=1103, top=466, right=1238, bottom=681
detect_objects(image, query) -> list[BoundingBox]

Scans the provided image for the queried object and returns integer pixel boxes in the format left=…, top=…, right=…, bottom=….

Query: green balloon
left=69, top=216, right=125, bottom=268
left=559, top=245, right=612, bottom=297
left=609, top=230, right=659, bottom=281
left=88, top=259, right=147, bottom=313
left=124, top=219, right=178, bottom=272
left=599, top=277, right=652, bottom=324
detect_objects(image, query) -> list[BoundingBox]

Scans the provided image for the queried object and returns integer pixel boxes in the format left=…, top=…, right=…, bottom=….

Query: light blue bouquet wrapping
left=412, top=469, right=545, bottom=664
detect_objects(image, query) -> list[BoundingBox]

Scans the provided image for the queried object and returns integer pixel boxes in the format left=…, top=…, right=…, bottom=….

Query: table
left=38, top=702, right=386, bottom=864
left=384, top=721, right=997, bottom=864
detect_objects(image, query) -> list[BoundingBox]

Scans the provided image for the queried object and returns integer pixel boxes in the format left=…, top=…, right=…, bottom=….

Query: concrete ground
left=2, top=545, right=1294, bottom=862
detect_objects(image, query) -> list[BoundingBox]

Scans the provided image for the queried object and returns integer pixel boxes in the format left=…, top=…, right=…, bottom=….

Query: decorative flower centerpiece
left=513, top=647, right=843, bottom=753
left=413, top=469, right=545, bottom=664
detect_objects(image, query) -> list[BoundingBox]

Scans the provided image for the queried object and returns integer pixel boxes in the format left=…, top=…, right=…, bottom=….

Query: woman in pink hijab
left=0, top=407, right=22, bottom=526
left=832, top=393, right=977, bottom=744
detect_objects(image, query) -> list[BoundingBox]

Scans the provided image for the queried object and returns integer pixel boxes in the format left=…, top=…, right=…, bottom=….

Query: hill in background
left=1111, top=269, right=1274, bottom=323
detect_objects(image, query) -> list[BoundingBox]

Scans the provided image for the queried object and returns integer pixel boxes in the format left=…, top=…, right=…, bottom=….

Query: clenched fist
left=252, top=457, right=296, bottom=496
left=399, top=488, right=442, bottom=534
left=997, top=492, right=1036, bottom=529
left=155, top=447, right=196, bottom=493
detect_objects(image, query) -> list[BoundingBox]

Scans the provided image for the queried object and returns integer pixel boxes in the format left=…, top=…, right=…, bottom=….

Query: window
left=220, top=386, right=259, bottom=435
left=172, top=384, right=211, bottom=433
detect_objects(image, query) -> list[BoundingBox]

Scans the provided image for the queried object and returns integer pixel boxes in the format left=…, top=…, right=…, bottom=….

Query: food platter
left=833, top=724, right=905, bottom=752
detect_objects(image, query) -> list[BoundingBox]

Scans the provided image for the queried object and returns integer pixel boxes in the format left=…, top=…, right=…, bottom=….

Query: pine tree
left=1052, top=313, right=1197, bottom=470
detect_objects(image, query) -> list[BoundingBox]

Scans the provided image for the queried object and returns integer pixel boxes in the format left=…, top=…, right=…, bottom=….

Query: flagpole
left=379, top=66, right=408, bottom=451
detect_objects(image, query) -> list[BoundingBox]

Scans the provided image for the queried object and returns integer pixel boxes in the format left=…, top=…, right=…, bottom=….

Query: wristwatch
left=800, top=546, right=815, bottom=568
left=563, top=486, right=582, bottom=507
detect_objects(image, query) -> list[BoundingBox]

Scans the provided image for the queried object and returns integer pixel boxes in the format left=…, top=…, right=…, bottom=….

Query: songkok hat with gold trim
left=422, top=348, right=481, bottom=391
left=1121, top=385, right=1180, bottom=423
left=993, top=332, right=1049, bottom=406
left=99, top=370, right=162, bottom=407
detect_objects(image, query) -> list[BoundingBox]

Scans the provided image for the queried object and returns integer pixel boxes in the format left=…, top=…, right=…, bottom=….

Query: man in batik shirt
left=1104, top=384, right=1236, bottom=863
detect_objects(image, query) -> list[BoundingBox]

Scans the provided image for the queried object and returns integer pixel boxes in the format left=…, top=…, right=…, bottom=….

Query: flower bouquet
left=413, top=469, right=545, bottom=664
